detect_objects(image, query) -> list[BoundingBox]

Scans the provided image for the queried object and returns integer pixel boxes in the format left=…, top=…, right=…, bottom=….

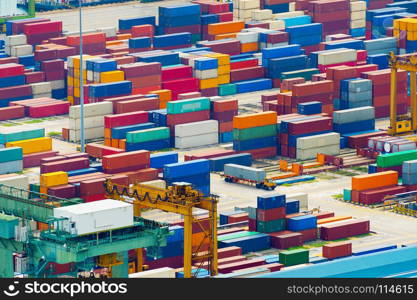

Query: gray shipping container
left=296, top=144, right=340, bottom=160
left=0, top=160, right=23, bottom=175
left=224, top=164, right=266, bottom=182
left=402, top=173, right=417, bottom=185
left=333, top=106, right=375, bottom=124
left=348, top=79, right=372, bottom=93
left=347, top=90, right=372, bottom=102
left=402, top=160, right=417, bottom=174
left=347, top=100, right=373, bottom=109
left=364, top=37, right=396, bottom=51
left=296, top=132, right=340, bottom=150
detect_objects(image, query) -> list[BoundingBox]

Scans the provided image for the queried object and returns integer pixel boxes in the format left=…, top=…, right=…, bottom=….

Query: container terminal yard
left=0, top=0, right=416, bottom=280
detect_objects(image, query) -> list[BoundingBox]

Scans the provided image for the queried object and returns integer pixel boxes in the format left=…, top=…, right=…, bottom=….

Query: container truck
left=222, top=164, right=277, bottom=190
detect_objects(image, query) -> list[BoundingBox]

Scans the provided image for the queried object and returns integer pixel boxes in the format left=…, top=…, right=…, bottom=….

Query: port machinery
left=104, top=179, right=219, bottom=278
left=0, top=184, right=170, bottom=278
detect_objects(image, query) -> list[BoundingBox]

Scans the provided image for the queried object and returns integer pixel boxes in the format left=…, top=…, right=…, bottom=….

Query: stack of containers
left=258, top=30, right=289, bottom=49
left=129, top=36, right=152, bottom=53
left=163, top=159, right=211, bottom=195
left=4, top=35, right=32, bottom=57
left=393, top=17, right=417, bottom=53
left=347, top=171, right=403, bottom=205
left=194, top=56, right=219, bottom=96
left=363, top=37, right=397, bottom=56
left=402, top=160, right=417, bottom=187
left=296, top=132, right=340, bottom=160
left=285, top=23, right=322, bottom=53
left=153, top=33, right=192, bottom=50
left=66, top=102, right=113, bottom=142
left=333, top=106, right=375, bottom=136
left=86, top=58, right=118, bottom=84
left=236, top=31, right=259, bottom=54
left=109, top=122, right=156, bottom=148
left=39, top=172, right=69, bottom=198
left=262, top=0, right=293, bottom=13
left=361, top=69, right=408, bottom=118
left=207, top=53, right=231, bottom=96
left=67, top=32, right=106, bottom=56
left=339, top=78, right=373, bottom=109
left=118, top=16, right=156, bottom=33
left=320, top=219, right=370, bottom=241
left=366, top=7, right=406, bottom=40
left=290, top=80, right=334, bottom=114
left=104, top=111, right=149, bottom=148
left=278, top=114, right=332, bottom=158
left=376, top=150, right=417, bottom=176
left=102, top=150, right=150, bottom=174
left=175, top=120, right=218, bottom=149
left=126, top=127, right=171, bottom=151
left=256, top=193, right=286, bottom=233
left=233, top=112, right=278, bottom=159
left=158, top=3, right=202, bottom=42
left=36, top=58, right=66, bottom=99
left=286, top=214, right=318, bottom=242
left=0, top=148, right=23, bottom=175
left=207, top=20, right=245, bottom=40
left=120, top=62, right=162, bottom=95
left=0, top=64, right=32, bottom=107
left=310, top=48, right=359, bottom=73
left=211, top=99, right=238, bottom=143
left=350, top=1, right=367, bottom=37
left=6, top=137, right=52, bottom=157
left=166, top=97, right=211, bottom=137
left=233, top=0, right=261, bottom=22
left=10, top=98, right=70, bottom=118
left=67, top=55, right=92, bottom=106
left=23, top=21, right=62, bottom=45
left=208, top=153, right=252, bottom=171
left=308, top=0, right=350, bottom=38
left=88, top=81, right=132, bottom=103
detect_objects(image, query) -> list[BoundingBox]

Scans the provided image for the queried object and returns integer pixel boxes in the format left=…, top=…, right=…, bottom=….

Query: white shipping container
left=50, top=80, right=66, bottom=90
left=350, top=19, right=366, bottom=29
left=296, top=132, right=341, bottom=150
left=5, top=35, right=27, bottom=46
left=53, top=199, right=134, bottom=236
left=296, top=144, right=340, bottom=160
left=69, top=102, right=113, bottom=119
left=289, top=2, right=295, bottom=11
left=69, top=127, right=104, bottom=142
left=32, top=93, right=52, bottom=99
left=69, top=115, right=104, bottom=130
left=350, top=1, right=366, bottom=11
left=260, top=42, right=289, bottom=49
left=236, top=31, right=259, bottom=44
left=286, top=193, right=308, bottom=210
left=87, top=70, right=94, bottom=82
left=236, top=9, right=255, bottom=19
left=175, top=132, right=218, bottom=149
left=129, top=267, right=175, bottom=278
left=318, top=49, right=357, bottom=65
left=175, top=120, right=219, bottom=138
left=235, top=0, right=260, bottom=10
left=267, top=20, right=286, bottom=31
left=194, top=69, right=218, bottom=79
left=350, top=10, right=366, bottom=21
left=0, top=174, right=29, bottom=190
left=31, top=82, right=52, bottom=94
left=97, top=27, right=117, bottom=38
left=11, top=45, right=33, bottom=57
left=273, top=11, right=304, bottom=19
left=141, top=180, right=167, bottom=189
left=252, top=9, right=273, bottom=21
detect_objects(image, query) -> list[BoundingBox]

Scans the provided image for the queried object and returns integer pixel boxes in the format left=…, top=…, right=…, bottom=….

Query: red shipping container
left=121, top=168, right=158, bottom=184
left=67, top=33, right=106, bottom=46
left=217, top=258, right=265, bottom=274
left=292, top=80, right=333, bottom=97
left=41, top=158, right=90, bottom=174
left=23, top=21, right=62, bottom=35
left=219, top=121, right=234, bottom=133
left=360, top=185, right=406, bottom=205
left=230, top=58, right=258, bottom=70
left=184, top=149, right=236, bottom=161
left=246, top=22, right=269, bottom=29
left=298, top=228, right=318, bottom=242
left=230, top=66, right=265, bottom=82
left=83, top=193, right=106, bottom=203
left=313, top=211, right=335, bottom=220
left=320, top=219, right=370, bottom=241
left=23, top=151, right=59, bottom=168
left=288, top=117, right=332, bottom=135
left=102, top=150, right=150, bottom=171
left=217, top=12, right=234, bottom=22
left=25, top=71, right=45, bottom=83
left=80, top=178, right=106, bottom=196
left=114, top=97, right=159, bottom=114
left=131, top=25, right=155, bottom=38
left=270, top=232, right=303, bottom=249
left=162, top=65, right=193, bottom=81
left=104, top=111, right=148, bottom=128
left=256, top=207, right=286, bottom=222
left=167, top=110, right=210, bottom=130
left=41, top=156, right=67, bottom=164
left=163, top=25, right=200, bottom=35
left=0, top=57, right=19, bottom=64
left=239, top=146, right=277, bottom=159
left=86, top=143, right=124, bottom=158
left=120, top=62, right=161, bottom=77
left=0, top=63, right=24, bottom=78
left=196, top=256, right=246, bottom=269
left=248, top=218, right=257, bottom=231
left=162, top=78, right=199, bottom=94
left=322, top=241, right=352, bottom=259
left=0, top=106, right=25, bottom=121
left=234, top=263, right=283, bottom=273
left=347, top=131, right=388, bottom=148
left=198, top=39, right=241, bottom=56
left=228, top=213, right=249, bottom=224
left=48, top=184, right=77, bottom=199
left=28, top=101, right=70, bottom=118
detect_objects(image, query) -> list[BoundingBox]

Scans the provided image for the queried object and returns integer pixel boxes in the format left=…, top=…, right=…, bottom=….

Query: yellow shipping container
left=100, top=70, right=125, bottom=83
left=71, top=55, right=94, bottom=69
left=204, top=53, right=230, bottom=66
left=218, top=64, right=230, bottom=75
left=200, top=77, right=219, bottom=89
left=217, top=74, right=230, bottom=85
left=407, top=31, right=417, bottom=41
left=74, top=88, right=80, bottom=98
left=40, top=171, right=69, bottom=188
left=406, top=18, right=417, bottom=31
left=6, top=137, right=52, bottom=155
left=393, top=29, right=400, bottom=37
left=74, top=69, right=87, bottom=78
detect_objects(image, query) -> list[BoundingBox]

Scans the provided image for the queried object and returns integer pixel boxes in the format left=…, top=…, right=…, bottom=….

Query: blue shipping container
left=163, top=159, right=210, bottom=179
left=150, top=151, right=178, bottom=169
left=209, top=153, right=252, bottom=172
left=257, top=193, right=286, bottom=209
left=287, top=215, right=317, bottom=231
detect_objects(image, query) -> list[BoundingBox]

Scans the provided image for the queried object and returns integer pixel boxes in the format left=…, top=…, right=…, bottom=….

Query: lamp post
left=79, top=0, right=85, bottom=152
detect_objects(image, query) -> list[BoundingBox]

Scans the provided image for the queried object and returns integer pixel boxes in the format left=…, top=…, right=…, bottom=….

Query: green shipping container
left=218, top=231, right=259, bottom=241
left=280, top=68, right=320, bottom=81
left=343, top=189, right=352, bottom=201
left=0, top=147, right=23, bottom=163
left=0, top=213, right=19, bottom=239
left=257, top=219, right=286, bottom=233
left=219, top=84, right=237, bottom=96
left=279, top=248, right=309, bottom=266
left=191, top=34, right=202, bottom=43
left=377, top=150, right=417, bottom=168
left=0, top=128, right=45, bottom=144
left=126, top=127, right=170, bottom=143
left=233, top=124, right=277, bottom=141
left=166, top=97, right=210, bottom=114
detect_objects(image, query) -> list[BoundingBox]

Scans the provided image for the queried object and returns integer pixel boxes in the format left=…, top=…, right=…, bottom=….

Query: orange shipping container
left=149, top=89, right=172, bottom=102
left=241, top=42, right=258, bottom=53
left=317, top=216, right=352, bottom=225
left=111, top=139, right=119, bottom=148
left=351, top=171, right=398, bottom=191
left=104, top=128, right=112, bottom=139
left=215, top=33, right=237, bottom=40
left=117, top=33, right=132, bottom=40
left=208, top=21, right=245, bottom=35
left=233, top=111, right=277, bottom=129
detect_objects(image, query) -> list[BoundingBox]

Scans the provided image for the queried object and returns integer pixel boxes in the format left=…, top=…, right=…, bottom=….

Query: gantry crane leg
left=390, top=67, right=398, bottom=135
left=411, top=71, right=417, bottom=131
left=183, top=211, right=193, bottom=278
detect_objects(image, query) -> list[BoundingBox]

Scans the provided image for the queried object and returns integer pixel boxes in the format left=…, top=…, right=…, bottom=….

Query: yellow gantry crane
left=389, top=52, right=417, bottom=135
left=104, top=179, right=219, bottom=278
